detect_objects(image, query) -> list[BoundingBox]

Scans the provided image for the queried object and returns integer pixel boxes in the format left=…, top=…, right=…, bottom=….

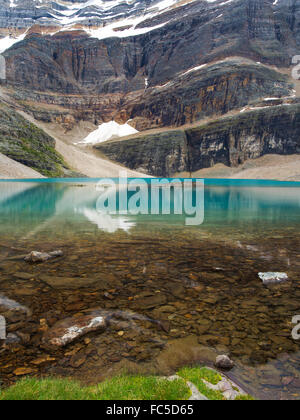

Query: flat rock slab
left=259, top=272, right=289, bottom=285
left=135, top=294, right=167, bottom=309
left=43, top=312, right=107, bottom=347
left=39, top=275, right=100, bottom=289
left=13, top=272, right=34, bottom=280
left=13, top=367, right=37, bottom=376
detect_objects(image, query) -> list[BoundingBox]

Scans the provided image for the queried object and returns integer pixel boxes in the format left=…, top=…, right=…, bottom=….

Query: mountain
left=0, top=0, right=179, bottom=29
left=0, top=0, right=299, bottom=179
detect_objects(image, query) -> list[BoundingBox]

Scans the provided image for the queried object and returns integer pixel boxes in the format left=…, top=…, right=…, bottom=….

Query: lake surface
left=0, top=179, right=300, bottom=400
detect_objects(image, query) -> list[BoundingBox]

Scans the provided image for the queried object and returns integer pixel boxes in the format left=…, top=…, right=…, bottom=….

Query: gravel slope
left=0, top=151, right=44, bottom=179
left=179, top=155, right=300, bottom=182
left=17, top=110, right=150, bottom=178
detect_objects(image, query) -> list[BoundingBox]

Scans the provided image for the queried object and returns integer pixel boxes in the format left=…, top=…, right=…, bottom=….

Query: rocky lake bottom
left=0, top=180, right=300, bottom=400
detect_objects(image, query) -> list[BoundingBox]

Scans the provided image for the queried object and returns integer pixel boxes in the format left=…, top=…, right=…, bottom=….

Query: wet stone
left=215, top=355, right=235, bottom=370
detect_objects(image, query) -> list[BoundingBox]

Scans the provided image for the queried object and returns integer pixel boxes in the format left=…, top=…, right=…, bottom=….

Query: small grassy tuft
left=177, top=367, right=224, bottom=400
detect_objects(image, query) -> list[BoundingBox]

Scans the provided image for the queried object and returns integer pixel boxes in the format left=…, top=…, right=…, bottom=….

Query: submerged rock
left=24, top=250, right=63, bottom=263
left=3, top=333, right=21, bottom=345
left=136, top=294, right=168, bottom=309
left=0, top=294, right=31, bottom=322
left=13, top=367, right=37, bottom=376
left=43, top=312, right=107, bottom=347
left=215, top=355, right=235, bottom=370
left=258, top=272, right=289, bottom=285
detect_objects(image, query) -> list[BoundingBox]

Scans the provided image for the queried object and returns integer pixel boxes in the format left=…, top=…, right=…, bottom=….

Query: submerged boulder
left=258, top=272, right=289, bottom=285
left=42, top=312, right=107, bottom=347
left=24, top=250, right=63, bottom=263
left=215, top=355, right=235, bottom=370
left=0, top=294, right=31, bottom=322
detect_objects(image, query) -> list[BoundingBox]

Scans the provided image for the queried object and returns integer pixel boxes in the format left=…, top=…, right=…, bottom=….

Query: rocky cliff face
left=7, top=57, right=293, bottom=131
left=3, top=0, right=300, bottom=96
left=96, top=104, right=300, bottom=176
left=123, top=59, right=293, bottom=129
left=97, top=130, right=188, bottom=177
left=186, top=103, right=300, bottom=171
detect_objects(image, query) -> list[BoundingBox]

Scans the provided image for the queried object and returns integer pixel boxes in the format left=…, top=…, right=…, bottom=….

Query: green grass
left=235, top=394, right=255, bottom=401
left=97, top=376, right=190, bottom=400
left=0, top=376, right=191, bottom=401
left=0, top=378, right=97, bottom=401
left=177, top=367, right=224, bottom=400
left=0, top=368, right=254, bottom=401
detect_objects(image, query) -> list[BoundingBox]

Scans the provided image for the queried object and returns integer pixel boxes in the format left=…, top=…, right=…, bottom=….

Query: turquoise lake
left=0, top=178, right=300, bottom=400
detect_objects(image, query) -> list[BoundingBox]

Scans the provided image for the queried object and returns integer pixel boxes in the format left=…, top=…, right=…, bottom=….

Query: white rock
left=43, top=312, right=107, bottom=347
left=24, top=250, right=63, bottom=263
left=258, top=272, right=288, bottom=285
left=217, top=380, right=232, bottom=392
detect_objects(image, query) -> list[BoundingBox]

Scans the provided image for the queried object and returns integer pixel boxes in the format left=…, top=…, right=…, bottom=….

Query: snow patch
left=79, top=121, right=139, bottom=145
left=81, top=208, right=135, bottom=233
left=86, top=15, right=169, bottom=40
left=181, top=63, right=208, bottom=76
left=0, top=32, right=27, bottom=54
left=149, top=0, right=178, bottom=11
left=35, top=0, right=176, bottom=29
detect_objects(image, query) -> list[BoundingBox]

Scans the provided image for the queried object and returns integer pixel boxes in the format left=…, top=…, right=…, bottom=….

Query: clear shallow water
left=0, top=179, right=299, bottom=235
left=0, top=179, right=300, bottom=399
